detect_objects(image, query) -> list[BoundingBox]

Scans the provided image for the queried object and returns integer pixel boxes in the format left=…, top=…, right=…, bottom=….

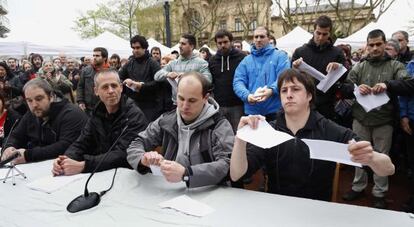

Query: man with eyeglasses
left=1, top=78, right=87, bottom=165
left=77, top=47, right=110, bottom=115
left=342, top=29, right=408, bottom=209
left=233, top=26, right=290, bottom=121
left=392, top=30, right=413, bottom=65
left=292, top=15, right=346, bottom=123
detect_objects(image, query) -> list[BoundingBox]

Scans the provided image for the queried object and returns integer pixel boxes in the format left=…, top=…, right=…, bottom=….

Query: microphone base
left=0, top=164, right=27, bottom=186
left=67, top=192, right=101, bottom=213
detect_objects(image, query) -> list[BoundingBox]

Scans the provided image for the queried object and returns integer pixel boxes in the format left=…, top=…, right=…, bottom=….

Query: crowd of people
left=2, top=14, right=414, bottom=212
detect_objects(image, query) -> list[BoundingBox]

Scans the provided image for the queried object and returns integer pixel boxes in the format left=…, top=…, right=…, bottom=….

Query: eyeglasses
left=254, top=35, right=266, bottom=39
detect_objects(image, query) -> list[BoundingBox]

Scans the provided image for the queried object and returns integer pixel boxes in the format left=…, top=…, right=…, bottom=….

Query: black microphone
left=67, top=124, right=129, bottom=213
left=0, top=118, right=20, bottom=160
left=0, top=151, right=20, bottom=168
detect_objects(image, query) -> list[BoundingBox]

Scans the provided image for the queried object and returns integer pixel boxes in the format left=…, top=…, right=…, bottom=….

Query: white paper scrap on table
left=150, top=165, right=163, bottom=176
left=26, top=174, right=86, bottom=194
left=302, top=139, right=362, bottom=167
left=297, top=60, right=325, bottom=81
left=159, top=195, right=215, bottom=217
left=317, top=64, right=347, bottom=93
left=236, top=120, right=294, bottom=149
left=353, top=85, right=390, bottom=112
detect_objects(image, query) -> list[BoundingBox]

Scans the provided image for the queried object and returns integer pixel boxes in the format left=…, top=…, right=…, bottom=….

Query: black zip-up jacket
left=209, top=48, right=245, bottom=107
left=65, top=95, right=148, bottom=173
left=5, top=98, right=88, bottom=162
left=245, top=110, right=356, bottom=201
left=119, top=51, right=161, bottom=104
left=292, top=39, right=346, bottom=120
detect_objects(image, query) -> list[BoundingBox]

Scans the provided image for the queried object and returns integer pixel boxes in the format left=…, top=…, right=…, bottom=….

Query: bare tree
left=235, top=0, right=272, bottom=39
left=272, top=0, right=395, bottom=37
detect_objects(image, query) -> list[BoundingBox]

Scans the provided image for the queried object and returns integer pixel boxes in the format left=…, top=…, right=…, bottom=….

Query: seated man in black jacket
left=2, top=78, right=87, bottom=164
left=52, top=70, right=148, bottom=175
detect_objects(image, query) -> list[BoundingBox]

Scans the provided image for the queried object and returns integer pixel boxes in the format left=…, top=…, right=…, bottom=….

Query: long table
left=0, top=160, right=412, bottom=227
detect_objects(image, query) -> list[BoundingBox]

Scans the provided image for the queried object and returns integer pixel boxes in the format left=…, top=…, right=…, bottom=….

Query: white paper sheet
left=159, top=195, right=215, bottom=217
left=236, top=120, right=294, bottom=149
left=26, top=174, right=86, bottom=194
left=166, top=77, right=178, bottom=94
left=297, top=61, right=325, bottom=81
left=150, top=165, right=163, bottom=176
left=302, top=139, right=362, bottom=167
left=317, top=65, right=347, bottom=93
left=353, top=85, right=390, bottom=112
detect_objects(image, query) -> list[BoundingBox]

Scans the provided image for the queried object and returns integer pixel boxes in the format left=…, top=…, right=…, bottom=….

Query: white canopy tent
left=276, top=26, right=312, bottom=55
left=147, top=38, right=171, bottom=57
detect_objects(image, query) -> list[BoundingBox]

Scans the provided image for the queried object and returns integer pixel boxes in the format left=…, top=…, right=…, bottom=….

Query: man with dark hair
left=63, top=58, right=81, bottom=91
left=233, top=40, right=243, bottom=50
left=109, top=54, right=121, bottom=71
left=52, top=70, right=148, bottom=175
left=119, top=35, right=162, bottom=121
left=77, top=47, right=110, bottom=115
left=7, top=58, right=21, bottom=76
left=269, top=34, right=277, bottom=48
left=292, top=15, right=346, bottom=122
left=30, top=53, right=43, bottom=73
left=342, top=29, right=408, bottom=209
left=392, top=30, right=413, bottom=64
left=234, top=26, right=290, bottom=121
left=2, top=78, right=88, bottom=164
left=127, top=71, right=233, bottom=188
left=209, top=29, right=245, bottom=132
left=155, top=33, right=211, bottom=104
left=150, top=47, right=161, bottom=64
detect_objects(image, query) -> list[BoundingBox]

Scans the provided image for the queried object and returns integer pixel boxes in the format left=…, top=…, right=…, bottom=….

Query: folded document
left=26, top=174, right=86, bottom=194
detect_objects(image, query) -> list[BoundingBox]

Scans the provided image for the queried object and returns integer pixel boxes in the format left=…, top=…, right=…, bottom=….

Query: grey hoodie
left=127, top=97, right=233, bottom=188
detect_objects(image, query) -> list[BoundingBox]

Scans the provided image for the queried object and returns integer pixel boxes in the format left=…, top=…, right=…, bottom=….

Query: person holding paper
left=230, top=69, right=395, bottom=202
left=52, top=70, right=148, bottom=176
left=292, top=15, right=346, bottom=122
left=233, top=26, right=290, bottom=121
left=342, top=29, right=408, bottom=209
left=127, top=72, right=233, bottom=188
left=119, top=35, right=162, bottom=122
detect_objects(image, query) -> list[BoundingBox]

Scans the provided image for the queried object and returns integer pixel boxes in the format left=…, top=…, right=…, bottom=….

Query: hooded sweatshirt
left=209, top=48, right=245, bottom=107
left=175, top=97, right=219, bottom=166
left=233, top=44, right=290, bottom=115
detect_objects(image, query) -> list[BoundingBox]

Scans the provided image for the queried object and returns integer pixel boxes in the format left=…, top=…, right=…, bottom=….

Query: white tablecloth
left=0, top=160, right=412, bottom=227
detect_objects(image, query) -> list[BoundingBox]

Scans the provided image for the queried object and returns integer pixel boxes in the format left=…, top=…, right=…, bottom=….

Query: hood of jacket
left=175, top=97, right=219, bottom=165
left=134, top=50, right=151, bottom=63
left=250, top=44, right=275, bottom=57
left=306, top=38, right=334, bottom=52
left=213, top=48, right=245, bottom=73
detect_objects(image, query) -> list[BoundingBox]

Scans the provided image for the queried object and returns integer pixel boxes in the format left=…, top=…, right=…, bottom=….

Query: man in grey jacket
left=127, top=71, right=233, bottom=188
left=154, top=34, right=211, bottom=105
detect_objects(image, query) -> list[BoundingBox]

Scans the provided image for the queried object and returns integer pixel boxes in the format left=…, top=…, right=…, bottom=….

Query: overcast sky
left=4, top=0, right=414, bottom=44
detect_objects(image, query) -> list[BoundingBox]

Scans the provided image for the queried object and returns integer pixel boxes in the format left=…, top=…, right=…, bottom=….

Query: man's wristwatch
left=182, top=168, right=189, bottom=183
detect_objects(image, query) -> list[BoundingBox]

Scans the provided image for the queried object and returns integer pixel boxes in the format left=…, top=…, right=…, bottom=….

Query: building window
left=235, top=18, right=242, bottom=32
left=249, top=18, right=257, bottom=31
left=219, top=20, right=227, bottom=30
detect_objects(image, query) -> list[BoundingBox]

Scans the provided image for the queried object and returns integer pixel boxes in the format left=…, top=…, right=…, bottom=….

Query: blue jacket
left=233, top=44, right=290, bottom=115
left=399, top=62, right=414, bottom=120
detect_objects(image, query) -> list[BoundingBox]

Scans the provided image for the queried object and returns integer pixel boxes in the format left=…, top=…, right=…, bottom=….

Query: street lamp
left=163, top=0, right=173, bottom=47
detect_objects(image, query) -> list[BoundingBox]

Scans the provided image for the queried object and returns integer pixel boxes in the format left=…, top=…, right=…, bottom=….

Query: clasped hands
left=141, top=151, right=185, bottom=183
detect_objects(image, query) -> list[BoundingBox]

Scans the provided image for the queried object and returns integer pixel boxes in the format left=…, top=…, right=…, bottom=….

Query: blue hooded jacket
left=233, top=44, right=290, bottom=115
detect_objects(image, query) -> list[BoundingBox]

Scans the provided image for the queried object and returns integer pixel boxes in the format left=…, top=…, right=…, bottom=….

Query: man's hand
left=247, top=94, right=260, bottom=104
left=52, top=155, right=66, bottom=176
left=166, top=72, right=180, bottom=79
left=160, top=160, right=185, bottom=183
left=292, top=57, right=303, bottom=68
left=255, top=88, right=273, bottom=102
left=78, top=103, right=86, bottom=111
left=59, top=156, right=85, bottom=176
left=372, top=83, right=387, bottom=94
left=10, top=149, right=26, bottom=165
left=358, top=84, right=372, bottom=95
left=237, top=115, right=265, bottom=130
left=74, top=74, right=80, bottom=81
left=401, top=117, right=412, bottom=135
left=140, top=151, right=164, bottom=167
left=348, top=140, right=374, bottom=166
left=2, top=147, right=17, bottom=161
left=326, top=62, right=339, bottom=73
